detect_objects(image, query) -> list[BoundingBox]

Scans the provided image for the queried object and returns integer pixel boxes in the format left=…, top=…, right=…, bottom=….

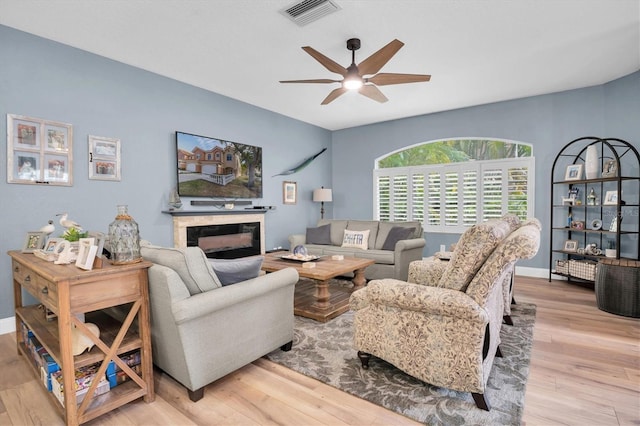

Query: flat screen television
left=176, top=131, right=262, bottom=199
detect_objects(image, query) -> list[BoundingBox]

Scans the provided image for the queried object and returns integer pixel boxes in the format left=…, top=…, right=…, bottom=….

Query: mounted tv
left=176, top=131, right=262, bottom=199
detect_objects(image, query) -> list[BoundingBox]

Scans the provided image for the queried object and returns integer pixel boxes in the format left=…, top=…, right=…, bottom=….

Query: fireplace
left=168, top=211, right=266, bottom=258
left=187, top=222, right=261, bottom=259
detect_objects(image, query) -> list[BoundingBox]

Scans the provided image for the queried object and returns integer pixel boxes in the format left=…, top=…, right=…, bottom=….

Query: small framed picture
left=22, top=231, right=47, bottom=253
left=89, top=135, right=121, bottom=181
left=88, top=231, right=106, bottom=258
left=565, top=164, right=583, bottom=181
left=563, top=240, right=578, bottom=252
left=603, top=191, right=618, bottom=205
left=44, top=238, right=65, bottom=252
left=283, top=181, right=297, bottom=205
left=75, top=238, right=98, bottom=270
left=601, top=159, right=618, bottom=178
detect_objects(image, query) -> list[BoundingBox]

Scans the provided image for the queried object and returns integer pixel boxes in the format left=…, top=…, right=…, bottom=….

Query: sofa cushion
left=141, top=245, right=221, bottom=295
left=342, top=229, right=370, bottom=250
left=437, top=219, right=512, bottom=292
left=306, top=224, right=331, bottom=245
left=375, top=221, right=422, bottom=249
left=346, top=220, right=379, bottom=249
left=381, top=226, right=416, bottom=250
left=318, top=219, right=348, bottom=246
left=208, top=256, right=264, bottom=286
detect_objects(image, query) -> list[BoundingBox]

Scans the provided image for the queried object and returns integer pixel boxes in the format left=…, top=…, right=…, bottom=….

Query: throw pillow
left=341, top=229, right=370, bottom=250
left=381, top=226, right=416, bottom=251
left=306, top=224, right=331, bottom=245
left=208, top=256, right=264, bottom=286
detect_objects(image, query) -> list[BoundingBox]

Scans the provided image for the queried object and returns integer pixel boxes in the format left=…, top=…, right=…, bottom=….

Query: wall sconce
left=313, top=187, right=332, bottom=219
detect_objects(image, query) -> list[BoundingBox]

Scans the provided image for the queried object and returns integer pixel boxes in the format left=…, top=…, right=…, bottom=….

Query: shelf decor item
left=108, top=205, right=142, bottom=265
left=565, top=164, right=583, bottom=181
left=601, top=159, right=618, bottom=178
left=585, top=144, right=598, bottom=179
left=603, top=190, right=618, bottom=205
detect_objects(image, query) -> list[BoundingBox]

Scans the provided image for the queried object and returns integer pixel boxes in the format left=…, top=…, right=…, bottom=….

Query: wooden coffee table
left=262, top=253, right=374, bottom=322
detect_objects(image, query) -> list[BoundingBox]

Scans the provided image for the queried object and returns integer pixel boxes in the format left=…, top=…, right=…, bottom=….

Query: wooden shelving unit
left=9, top=251, right=154, bottom=425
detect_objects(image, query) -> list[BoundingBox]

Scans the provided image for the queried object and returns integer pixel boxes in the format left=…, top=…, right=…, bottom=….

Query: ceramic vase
left=585, top=145, right=598, bottom=180
left=108, top=205, right=142, bottom=264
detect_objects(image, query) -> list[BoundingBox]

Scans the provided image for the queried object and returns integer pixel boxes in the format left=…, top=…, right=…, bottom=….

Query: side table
left=595, top=258, right=640, bottom=318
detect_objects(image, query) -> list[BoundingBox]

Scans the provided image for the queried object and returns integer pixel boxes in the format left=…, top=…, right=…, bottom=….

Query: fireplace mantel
left=163, top=210, right=266, bottom=253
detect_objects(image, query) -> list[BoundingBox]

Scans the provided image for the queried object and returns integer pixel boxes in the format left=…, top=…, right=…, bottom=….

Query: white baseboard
left=515, top=266, right=551, bottom=279
left=0, top=316, right=16, bottom=335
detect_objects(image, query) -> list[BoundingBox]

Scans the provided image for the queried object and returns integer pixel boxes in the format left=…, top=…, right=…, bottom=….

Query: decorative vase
left=585, top=145, right=598, bottom=180
left=108, top=205, right=142, bottom=265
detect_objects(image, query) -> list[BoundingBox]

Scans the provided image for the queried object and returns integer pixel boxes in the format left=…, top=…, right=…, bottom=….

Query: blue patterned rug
left=266, top=298, right=536, bottom=425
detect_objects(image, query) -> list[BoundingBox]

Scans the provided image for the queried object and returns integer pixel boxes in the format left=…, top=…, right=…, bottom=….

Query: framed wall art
left=88, top=135, right=121, bottom=181
left=7, top=114, right=73, bottom=186
left=283, top=181, right=297, bottom=205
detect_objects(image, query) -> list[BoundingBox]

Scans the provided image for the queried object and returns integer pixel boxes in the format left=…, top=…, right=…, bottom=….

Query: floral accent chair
left=350, top=219, right=541, bottom=410
left=409, top=214, right=528, bottom=325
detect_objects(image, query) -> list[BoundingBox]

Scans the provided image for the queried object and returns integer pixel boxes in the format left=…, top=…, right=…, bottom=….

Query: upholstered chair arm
left=408, top=258, right=446, bottom=286
left=288, top=234, right=306, bottom=250
left=349, top=287, right=369, bottom=311
left=172, top=268, right=299, bottom=324
left=361, top=279, right=489, bottom=323
left=393, top=238, right=427, bottom=281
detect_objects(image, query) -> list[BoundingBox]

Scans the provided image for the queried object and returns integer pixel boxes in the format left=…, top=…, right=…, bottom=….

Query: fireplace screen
left=187, top=222, right=261, bottom=259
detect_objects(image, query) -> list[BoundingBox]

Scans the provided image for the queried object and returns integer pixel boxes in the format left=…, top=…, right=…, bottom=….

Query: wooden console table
left=8, top=250, right=154, bottom=425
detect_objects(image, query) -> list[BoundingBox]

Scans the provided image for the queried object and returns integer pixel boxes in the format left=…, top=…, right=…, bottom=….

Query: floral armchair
left=350, top=218, right=541, bottom=410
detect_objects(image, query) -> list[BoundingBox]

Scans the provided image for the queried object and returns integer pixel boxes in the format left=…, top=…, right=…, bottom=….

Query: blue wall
left=0, top=25, right=332, bottom=320
left=0, top=24, right=638, bottom=321
left=331, top=73, right=639, bottom=266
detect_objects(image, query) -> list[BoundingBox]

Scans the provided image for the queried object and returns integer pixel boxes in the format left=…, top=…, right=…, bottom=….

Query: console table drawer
left=12, top=260, right=59, bottom=310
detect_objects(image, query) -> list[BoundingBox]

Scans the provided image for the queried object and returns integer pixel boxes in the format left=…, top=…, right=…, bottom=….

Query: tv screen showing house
left=176, top=131, right=262, bottom=199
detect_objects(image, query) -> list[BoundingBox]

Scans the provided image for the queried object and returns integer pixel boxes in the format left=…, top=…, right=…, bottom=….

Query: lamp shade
left=313, top=188, right=333, bottom=203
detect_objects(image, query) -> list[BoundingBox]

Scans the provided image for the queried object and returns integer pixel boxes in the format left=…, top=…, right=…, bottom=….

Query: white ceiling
left=1, top=0, right=639, bottom=131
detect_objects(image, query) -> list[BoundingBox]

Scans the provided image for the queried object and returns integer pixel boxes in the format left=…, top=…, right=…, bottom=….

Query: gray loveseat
left=289, top=219, right=425, bottom=281
left=139, top=245, right=299, bottom=402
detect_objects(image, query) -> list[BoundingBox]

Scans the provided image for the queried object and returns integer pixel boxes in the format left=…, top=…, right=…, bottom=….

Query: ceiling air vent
left=280, top=0, right=341, bottom=27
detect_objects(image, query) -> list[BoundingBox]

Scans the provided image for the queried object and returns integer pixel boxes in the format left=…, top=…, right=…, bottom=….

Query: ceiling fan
left=280, top=38, right=431, bottom=105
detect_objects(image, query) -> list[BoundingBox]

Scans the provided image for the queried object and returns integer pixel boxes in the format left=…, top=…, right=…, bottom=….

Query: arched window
left=373, top=138, right=534, bottom=233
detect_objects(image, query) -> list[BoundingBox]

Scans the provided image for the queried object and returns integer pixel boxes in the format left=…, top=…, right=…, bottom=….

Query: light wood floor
left=0, top=277, right=637, bottom=425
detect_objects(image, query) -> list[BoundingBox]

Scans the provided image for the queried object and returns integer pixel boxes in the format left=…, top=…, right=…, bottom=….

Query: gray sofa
left=289, top=219, right=425, bottom=281
left=139, top=245, right=299, bottom=402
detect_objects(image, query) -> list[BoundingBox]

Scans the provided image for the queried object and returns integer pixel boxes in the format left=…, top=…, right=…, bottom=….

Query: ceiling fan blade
left=280, top=79, right=341, bottom=84
left=357, top=39, right=404, bottom=76
left=358, top=84, right=388, bottom=103
left=367, top=73, right=431, bottom=86
left=321, top=87, right=348, bottom=105
left=302, top=46, right=348, bottom=76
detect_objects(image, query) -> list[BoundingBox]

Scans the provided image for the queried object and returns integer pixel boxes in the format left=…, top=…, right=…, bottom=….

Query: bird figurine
left=39, top=220, right=55, bottom=235
left=57, top=212, right=83, bottom=231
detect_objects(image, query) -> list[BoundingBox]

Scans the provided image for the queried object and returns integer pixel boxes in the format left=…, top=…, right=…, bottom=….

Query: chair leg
left=503, top=315, right=514, bottom=326
left=511, top=296, right=517, bottom=305
left=188, top=387, right=204, bottom=402
left=357, top=351, right=371, bottom=369
left=495, top=345, right=503, bottom=358
left=280, top=341, right=293, bottom=351
left=472, top=393, right=491, bottom=411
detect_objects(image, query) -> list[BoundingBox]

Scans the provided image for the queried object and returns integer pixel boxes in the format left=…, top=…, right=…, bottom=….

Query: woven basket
left=595, top=259, right=640, bottom=318
left=568, top=259, right=597, bottom=281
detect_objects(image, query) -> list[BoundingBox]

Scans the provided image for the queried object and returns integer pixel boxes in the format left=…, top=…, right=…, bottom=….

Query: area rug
left=266, top=293, right=536, bottom=426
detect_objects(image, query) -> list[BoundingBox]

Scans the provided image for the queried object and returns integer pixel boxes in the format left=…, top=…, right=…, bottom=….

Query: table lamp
left=313, top=187, right=332, bottom=219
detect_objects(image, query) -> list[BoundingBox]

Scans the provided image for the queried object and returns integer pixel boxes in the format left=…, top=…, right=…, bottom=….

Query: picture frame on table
left=44, top=238, right=65, bottom=253
left=7, top=114, right=73, bottom=186
left=601, top=159, right=618, bottom=178
left=88, top=135, right=121, bottom=181
left=75, top=238, right=98, bottom=270
left=22, top=231, right=47, bottom=253
left=563, top=240, right=578, bottom=252
left=564, top=164, right=583, bottom=181
left=603, top=191, right=618, bottom=205
left=283, top=181, right=297, bottom=205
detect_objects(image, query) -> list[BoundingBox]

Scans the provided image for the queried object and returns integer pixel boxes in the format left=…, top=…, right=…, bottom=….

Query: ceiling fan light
left=343, top=77, right=363, bottom=90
